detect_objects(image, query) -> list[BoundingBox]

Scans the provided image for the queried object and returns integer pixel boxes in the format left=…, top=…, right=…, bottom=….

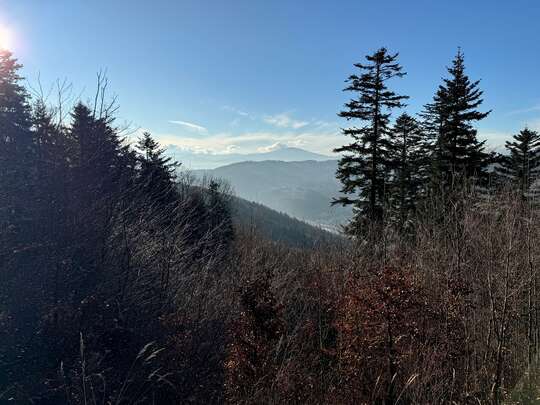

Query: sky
left=2, top=0, right=540, bottom=160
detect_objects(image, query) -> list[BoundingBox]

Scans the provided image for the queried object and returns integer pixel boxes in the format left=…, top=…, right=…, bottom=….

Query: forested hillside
left=231, top=195, right=343, bottom=248
left=3, top=43, right=540, bottom=405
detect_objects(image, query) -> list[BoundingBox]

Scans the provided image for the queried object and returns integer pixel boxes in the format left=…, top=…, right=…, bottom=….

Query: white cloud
left=263, top=113, right=309, bottom=129
left=477, top=130, right=510, bottom=152
left=135, top=128, right=342, bottom=156
left=256, top=142, right=289, bottom=153
left=505, top=104, right=540, bottom=116
left=168, top=120, right=208, bottom=133
left=221, top=105, right=250, bottom=117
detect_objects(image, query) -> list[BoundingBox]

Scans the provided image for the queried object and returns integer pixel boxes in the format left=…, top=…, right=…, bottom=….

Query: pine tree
left=32, top=101, right=71, bottom=240
left=206, top=179, right=234, bottom=258
left=0, top=50, right=34, bottom=250
left=135, top=131, right=178, bottom=207
left=33, top=101, right=70, bottom=181
left=422, top=49, right=491, bottom=189
left=0, top=50, right=32, bottom=150
left=333, top=48, right=408, bottom=233
left=70, top=102, right=127, bottom=199
left=387, top=113, right=430, bottom=230
left=496, top=128, right=540, bottom=200
left=68, top=102, right=130, bottom=290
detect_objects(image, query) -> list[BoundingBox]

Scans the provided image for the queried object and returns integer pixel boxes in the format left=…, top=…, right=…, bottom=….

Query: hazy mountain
left=168, top=145, right=332, bottom=169
left=193, top=159, right=351, bottom=230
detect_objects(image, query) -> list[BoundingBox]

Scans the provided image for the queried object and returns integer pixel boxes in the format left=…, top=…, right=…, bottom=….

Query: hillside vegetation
left=2, top=46, right=540, bottom=405
left=231, top=195, right=344, bottom=248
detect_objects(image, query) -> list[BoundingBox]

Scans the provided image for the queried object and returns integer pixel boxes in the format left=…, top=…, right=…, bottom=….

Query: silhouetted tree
left=0, top=50, right=34, bottom=250
left=333, top=48, right=408, bottom=234
left=422, top=49, right=491, bottom=189
left=496, top=128, right=540, bottom=200
left=387, top=113, right=430, bottom=230
left=136, top=131, right=178, bottom=207
left=0, top=50, right=39, bottom=392
left=206, top=180, right=234, bottom=259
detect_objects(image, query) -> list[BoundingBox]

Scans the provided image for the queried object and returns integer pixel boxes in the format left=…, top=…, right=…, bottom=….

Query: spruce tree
left=32, top=101, right=71, bottom=242
left=33, top=100, right=70, bottom=182
left=387, top=113, right=430, bottom=230
left=333, top=48, right=408, bottom=233
left=0, top=50, right=33, bottom=151
left=206, top=179, right=234, bottom=258
left=422, top=49, right=491, bottom=189
left=135, top=131, right=178, bottom=207
left=71, top=102, right=127, bottom=199
left=496, top=128, right=540, bottom=200
left=69, top=102, right=129, bottom=290
left=0, top=50, right=34, bottom=249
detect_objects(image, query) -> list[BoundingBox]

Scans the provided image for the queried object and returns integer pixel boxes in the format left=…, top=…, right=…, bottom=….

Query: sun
left=0, top=25, right=13, bottom=50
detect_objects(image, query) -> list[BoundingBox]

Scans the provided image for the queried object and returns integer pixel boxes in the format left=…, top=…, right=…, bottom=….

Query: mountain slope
left=231, top=196, right=343, bottom=248
left=194, top=160, right=351, bottom=229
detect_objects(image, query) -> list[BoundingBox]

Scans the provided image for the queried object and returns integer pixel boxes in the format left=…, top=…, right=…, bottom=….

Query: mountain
left=167, top=146, right=332, bottom=170
left=193, top=159, right=351, bottom=230
left=231, top=196, right=344, bottom=248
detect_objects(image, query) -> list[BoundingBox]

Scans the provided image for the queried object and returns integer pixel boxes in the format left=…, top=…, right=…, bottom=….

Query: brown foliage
left=335, top=266, right=467, bottom=404
left=225, top=272, right=285, bottom=404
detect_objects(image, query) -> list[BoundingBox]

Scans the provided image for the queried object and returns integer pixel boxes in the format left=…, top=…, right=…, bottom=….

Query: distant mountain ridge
left=168, top=146, right=332, bottom=170
left=193, top=159, right=351, bottom=229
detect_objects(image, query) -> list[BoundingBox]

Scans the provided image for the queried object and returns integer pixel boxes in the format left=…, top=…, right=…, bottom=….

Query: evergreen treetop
left=496, top=128, right=540, bottom=199
left=334, top=47, right=408, bottom=232
left=422, top=49, right=491, bottom=187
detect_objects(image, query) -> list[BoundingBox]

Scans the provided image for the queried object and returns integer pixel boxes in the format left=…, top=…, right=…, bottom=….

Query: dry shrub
left=333, top=265, right=467, bottom=404
left=225, top=271, right=285, bottom=404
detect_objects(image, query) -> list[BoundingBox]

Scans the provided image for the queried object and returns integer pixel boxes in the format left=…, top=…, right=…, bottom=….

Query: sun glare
left=0, top=25, right=13, bottom=50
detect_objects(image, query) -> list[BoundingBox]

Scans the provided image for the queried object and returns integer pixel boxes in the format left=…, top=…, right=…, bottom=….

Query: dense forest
left=2, top=45, right=540, bottom=405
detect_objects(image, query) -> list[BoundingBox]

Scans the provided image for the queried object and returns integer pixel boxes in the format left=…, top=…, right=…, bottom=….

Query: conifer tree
left=496, top=128, right=540, bottom=200
left=0, top=50, right=34, bottom=248
left=0, top=50, right=33, bottom=152
left=135, top=131, right=178, bottom=207
left=70, top=102, right=127, bottom=199
left=422, top=49, right=491, bottom=189
left=68, top=102, right=129, bottom=289
left=32, top=101, right=71, bottom=241
left=333, top=48, right=408, bottom=233
left=33, top=101, right=70, bottom=181
left=206, top=179, right=234, bottom=257
left=387, top=113, right=430, bottom=230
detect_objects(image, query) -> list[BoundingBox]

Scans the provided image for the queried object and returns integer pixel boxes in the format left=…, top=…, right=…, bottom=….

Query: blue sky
left=3, top=0, right=540, bottom=158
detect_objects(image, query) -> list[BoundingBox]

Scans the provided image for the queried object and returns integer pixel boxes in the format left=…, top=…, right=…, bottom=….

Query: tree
left=333, top=48, right=408, bottom=233
left=135, top=131, right=178, bottom=207
left=67, top=102, right=131, bottom=295
left=31, top=100, right=72, bottom=246
left=422, top=49, right=491, bottom=189
left=0, top=50, right=33, bottom=151
left=0, top=50, right=34, bottom=248
left=71, top=102, right=128, bottom=199
left=206, top=179, right=234, bottom=259
left=387, top=113, right=430, bottom=230
left=496, top=128, right=540, bottom=200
